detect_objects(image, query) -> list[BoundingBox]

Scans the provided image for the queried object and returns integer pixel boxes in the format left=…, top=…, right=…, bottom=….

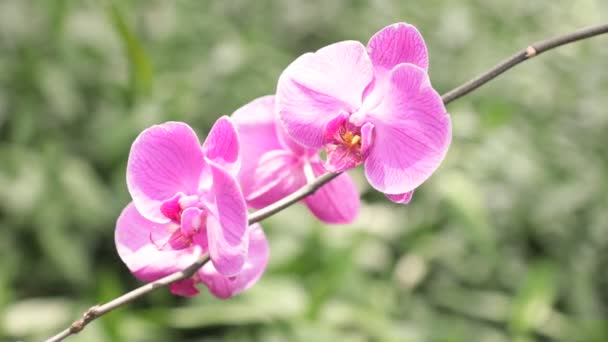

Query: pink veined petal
left=198, top=224, right=269, bottom=299
left=244, top=150, right=307, bottom=208
left=205, top=160, right=249, bottom=276
left=169, top=278, right=200, bottom=297
left=114, top=203, right=203, bottom=283
left=277, top=41, right=374, bottom=148
left=232, top=95, right=282, bottom=157
left=364, top=63, right=452, bottom=194
left=367, top=22, right=429, bottom=72
left=386, top=191, right=414, bottom=204
left=363, top=23, right=429, bottom=109
left=231, top=95, right=303, bottom=197
left=127, top=122, right=205, bottom=223
left=202, top=116, right=241, bottom=176
left=276, top=120, right=309, bottom=156
left=304, top=162, right=360, bottom=224
left=231, top=94, right=307, bottom=155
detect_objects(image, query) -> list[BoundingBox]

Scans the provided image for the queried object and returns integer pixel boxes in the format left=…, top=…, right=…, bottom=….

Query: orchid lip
left=322, top=119, right=366, bottom=173
left=154, top=193, right=209, bottom=251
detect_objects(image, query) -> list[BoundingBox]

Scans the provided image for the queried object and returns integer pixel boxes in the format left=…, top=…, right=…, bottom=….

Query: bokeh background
left=1, top=1, right=608, bottom=341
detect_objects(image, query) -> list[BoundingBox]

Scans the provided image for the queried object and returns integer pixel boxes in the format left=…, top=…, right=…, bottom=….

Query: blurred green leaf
left=166, top=277, right=308, bottom=328
left=2, top=297, right=73, bottom=340
left=108, top=1, right=153, bottom=100
left=509, top=261, right=558, bottom=338
left=438, top=171, right=497, bottom=261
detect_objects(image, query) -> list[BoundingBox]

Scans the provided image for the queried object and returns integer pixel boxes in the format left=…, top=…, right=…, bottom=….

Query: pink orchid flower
left=232, top=95, right=359, bottom=224
left=276, top=23, right=452, bottom=203
left=115, top=118, right=269, bottom=298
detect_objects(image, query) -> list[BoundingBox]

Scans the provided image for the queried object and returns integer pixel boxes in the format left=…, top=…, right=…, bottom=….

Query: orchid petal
left=245, top=150, right=307, bottom=208
left=277, top=41, right=374, bottom=148
left=169, top=278, right=200, bottom=297
left=304, top=162, right=360, bottom=224
left=367, top=22, right=429, bottom=72
left=206, top=160, right=248, bottom=276
left=232, top=95, right=291, bottom=197
left=364, top=23, right=429, bottom=108
left=386, top=191, right=414, bottom=204
left=232, top=95, right=282, bottom=156
left=231, top=94, right=307, bottom=155
left=202, top=116, right=241, bottom=176
left=199, top=224, right=269, bottom=299
left=127, top=122, right=204, bottom=223
left=365, top=64, right=451, bottom=194
left=276, top=121, right=309, bottom=155
left=114, top=203, right=202, bottom=283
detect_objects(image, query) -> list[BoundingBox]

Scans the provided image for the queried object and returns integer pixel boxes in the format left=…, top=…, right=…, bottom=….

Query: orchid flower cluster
left=114, top=23, right=451, bottom=299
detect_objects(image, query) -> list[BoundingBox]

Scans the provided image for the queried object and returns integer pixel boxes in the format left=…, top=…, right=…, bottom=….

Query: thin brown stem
left=45, top=22, right=608, bottom=342
left=44, top=254, right=210, bottom=342
left=441, top=23, right=608, bottom=104
left=248, top=172, right=341, bottom=224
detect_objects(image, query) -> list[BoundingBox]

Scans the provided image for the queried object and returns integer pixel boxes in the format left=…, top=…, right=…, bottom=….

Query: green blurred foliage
left=1, top=0, right=608, bottom=341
